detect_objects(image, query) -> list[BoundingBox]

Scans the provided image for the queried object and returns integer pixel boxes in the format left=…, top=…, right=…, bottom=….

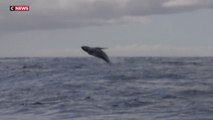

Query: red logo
left=10, top=6, right=30, bottom=11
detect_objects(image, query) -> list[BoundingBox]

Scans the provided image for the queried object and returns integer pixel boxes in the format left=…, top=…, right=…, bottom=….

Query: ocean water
left=0, top=57, right=212, bottom=120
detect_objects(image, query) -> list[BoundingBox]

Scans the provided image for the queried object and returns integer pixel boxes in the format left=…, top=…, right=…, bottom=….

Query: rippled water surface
left=0, top=57, right=213, bottom=120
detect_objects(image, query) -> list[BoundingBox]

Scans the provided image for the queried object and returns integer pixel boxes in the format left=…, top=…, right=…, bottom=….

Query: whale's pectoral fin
left=95, top=47, right=107, bottom=50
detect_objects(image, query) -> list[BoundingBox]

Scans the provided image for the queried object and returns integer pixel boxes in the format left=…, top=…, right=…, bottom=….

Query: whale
left=81, top=46, right=111, bottom=64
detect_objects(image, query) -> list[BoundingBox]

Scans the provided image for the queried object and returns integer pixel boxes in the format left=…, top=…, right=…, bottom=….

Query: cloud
left=163, top=0, right=213, bottom=8
left=1, top=0, right=213, bottom=32
left=108, top=44, right=213, bottom=57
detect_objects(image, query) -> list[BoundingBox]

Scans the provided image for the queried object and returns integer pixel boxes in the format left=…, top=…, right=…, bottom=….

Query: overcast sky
left=0, top=0, right=213, bottom=57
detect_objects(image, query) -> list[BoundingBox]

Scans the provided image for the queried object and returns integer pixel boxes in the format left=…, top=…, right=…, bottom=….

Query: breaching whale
left=81, top=46, right=111, bottom=64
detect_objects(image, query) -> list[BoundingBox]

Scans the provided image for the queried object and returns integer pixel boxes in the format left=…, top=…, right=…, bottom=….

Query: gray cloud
left=1, top=0, right=213, bottom=32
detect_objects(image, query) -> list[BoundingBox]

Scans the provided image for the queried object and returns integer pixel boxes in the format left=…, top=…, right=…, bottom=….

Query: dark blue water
left=0, top=57, right=212, bottom=120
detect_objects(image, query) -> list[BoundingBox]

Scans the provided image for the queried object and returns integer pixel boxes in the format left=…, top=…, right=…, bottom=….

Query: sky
left=0, top=0, right=213, bottom=57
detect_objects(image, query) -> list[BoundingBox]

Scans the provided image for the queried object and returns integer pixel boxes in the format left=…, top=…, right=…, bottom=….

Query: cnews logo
left=10, top=6, right=30, bottom=11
